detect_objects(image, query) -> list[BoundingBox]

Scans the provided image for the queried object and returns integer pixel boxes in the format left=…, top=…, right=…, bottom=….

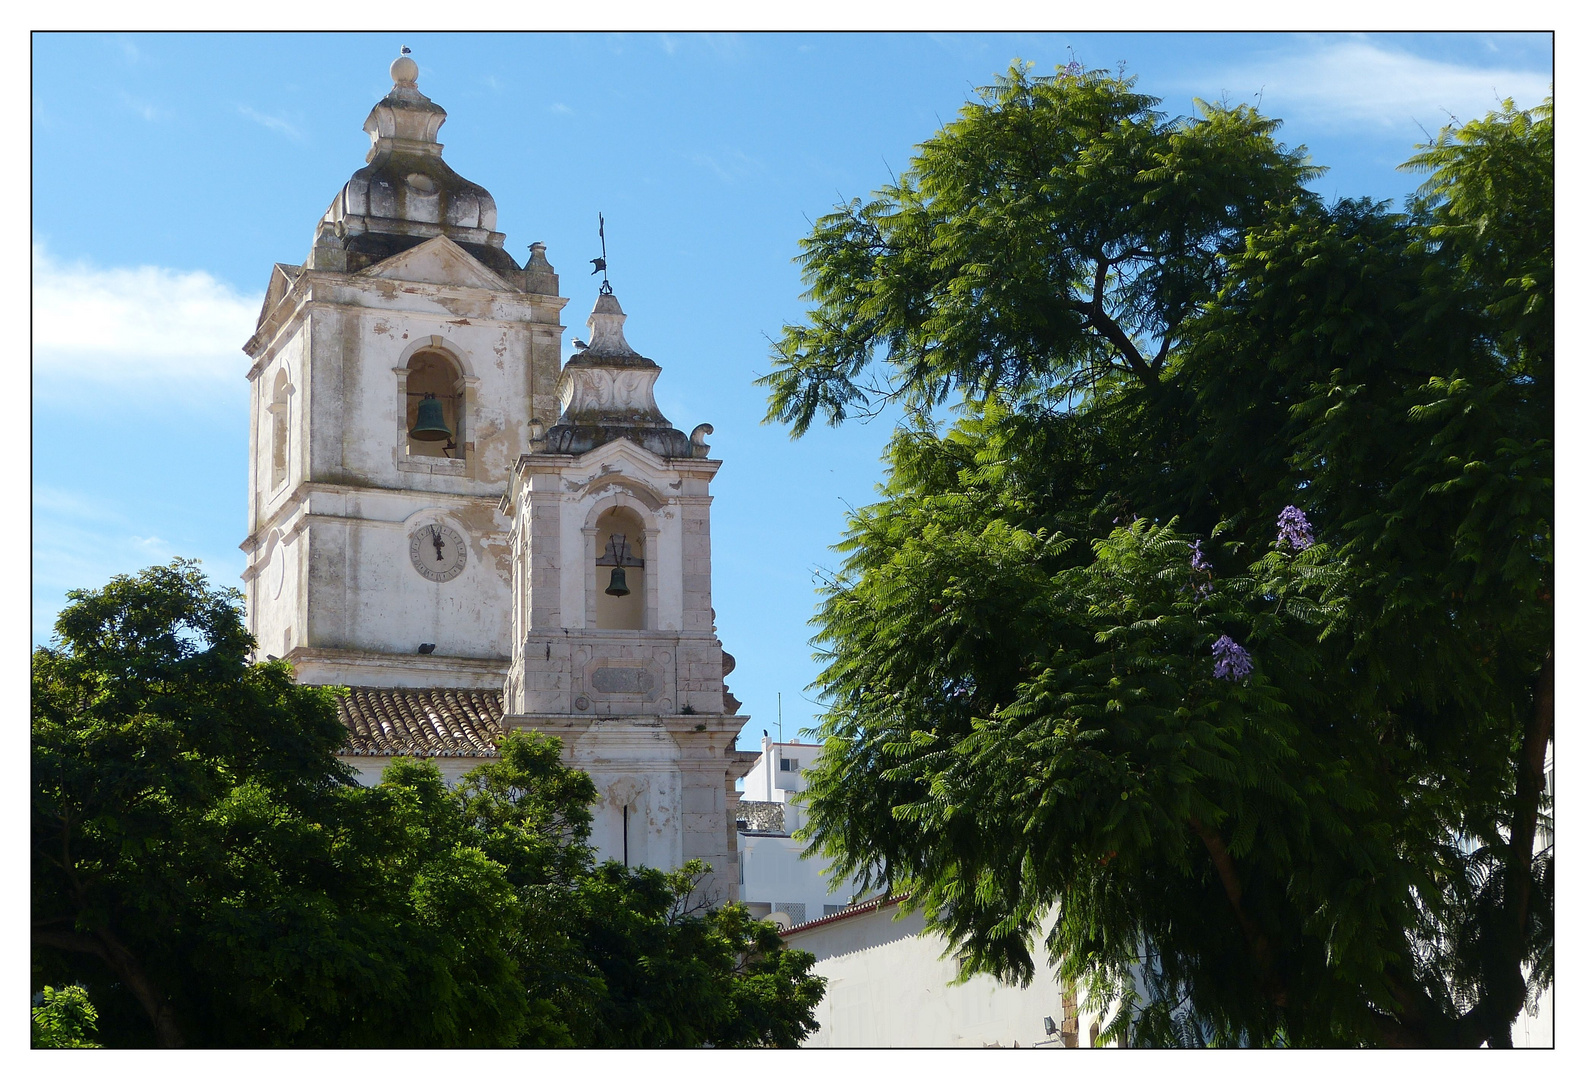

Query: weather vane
left=590, top=212, right=612, bottom=295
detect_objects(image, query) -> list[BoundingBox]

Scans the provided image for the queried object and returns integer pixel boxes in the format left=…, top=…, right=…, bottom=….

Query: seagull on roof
left=572, top=337, right=589, bottom=350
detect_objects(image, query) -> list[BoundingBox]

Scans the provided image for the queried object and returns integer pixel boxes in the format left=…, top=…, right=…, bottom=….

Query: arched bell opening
left=594, top=506, right=646, bottom=630
left=404, top=349, right=464, bottom=459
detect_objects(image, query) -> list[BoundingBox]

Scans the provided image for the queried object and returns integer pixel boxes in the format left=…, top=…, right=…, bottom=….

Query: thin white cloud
left=118, top=91, right=164, bottom=122
left=32, top=244, right=262, bottom=389
left=550, top=102, right=572, bottom=115
left=29, top=484, right=239, bottom=645
left=237, top=104, right=302, bottom=140
left=688, top=148, right=764, bottom=184
left=1196, top=37, right=1551, bottom=132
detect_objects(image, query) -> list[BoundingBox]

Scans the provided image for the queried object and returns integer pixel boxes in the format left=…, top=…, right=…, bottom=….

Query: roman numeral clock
left=410, top=524, right=467, bottom=583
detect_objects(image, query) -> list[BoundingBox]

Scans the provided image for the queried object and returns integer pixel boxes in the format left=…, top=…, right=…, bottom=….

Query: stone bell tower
left=501, top=284, right=749, bottom=901
left=240, top=52, right=567, bottom=688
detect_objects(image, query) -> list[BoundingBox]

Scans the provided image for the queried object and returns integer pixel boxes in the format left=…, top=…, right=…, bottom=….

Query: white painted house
left=735, top=736, right=869, bottom=927
left=785, top=898, right=1124, bottom=1049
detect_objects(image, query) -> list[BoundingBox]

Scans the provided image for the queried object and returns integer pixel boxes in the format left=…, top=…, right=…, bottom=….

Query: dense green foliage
left=32, top=561, right=824, bottom=1048
left=765, top=66, right=1551, bottom=1047
left=32, top=985, right=102, bottom=1049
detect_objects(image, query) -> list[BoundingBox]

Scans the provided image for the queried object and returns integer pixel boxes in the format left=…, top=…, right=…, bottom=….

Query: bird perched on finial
left=571, top=338, right=589, bottom=350
left=401, top=45, right=412, bottom=55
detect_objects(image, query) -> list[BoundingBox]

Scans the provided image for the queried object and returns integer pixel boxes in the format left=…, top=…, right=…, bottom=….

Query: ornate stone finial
left=391, top=50, right=419, bottom=87
left=543, top=289, right=693, bottom=457
left=583, top=291, right=641, bottom=358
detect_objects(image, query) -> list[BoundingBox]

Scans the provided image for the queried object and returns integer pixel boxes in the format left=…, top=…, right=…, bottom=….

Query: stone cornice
left=283, top=646, right=509, bottom=683
left=246, top=479, right=505, bottom=550
left=244, top=267, right=567, bottom=376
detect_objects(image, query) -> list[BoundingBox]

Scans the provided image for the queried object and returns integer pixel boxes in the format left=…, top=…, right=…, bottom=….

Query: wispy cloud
left=118, top=91, right=165, bottom=123
left=32, top=243, right=262, bottom=393
left=31, top=485, right=241, bottom=646
left=550, top=102, right=572, bottom=115
left=237, top=104, right=302, bottom=140
left=653, top=32, right=744, bottom=62
left=1189, top=37, right=1551, bottom=132
left=688, top=148, right=764, bottom=184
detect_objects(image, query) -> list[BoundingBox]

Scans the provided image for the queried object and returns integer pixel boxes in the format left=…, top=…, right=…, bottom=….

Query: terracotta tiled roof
left=336, top=686, right=505, bottom=758
left=780, top=892, right=909, bottom=935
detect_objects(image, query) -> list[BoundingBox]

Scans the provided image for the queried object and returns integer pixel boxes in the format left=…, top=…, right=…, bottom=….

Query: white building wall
left=241, top=238, right=567, bottom=687
left=788, top=902, right=1116, bottom=1049
left=736, top=738, right=866, bottom=924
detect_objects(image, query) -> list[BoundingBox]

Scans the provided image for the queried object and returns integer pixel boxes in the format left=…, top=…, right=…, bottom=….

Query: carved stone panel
left=592, top=666, right=654, bottom=695
left=583, top=657, right=666, bottom=705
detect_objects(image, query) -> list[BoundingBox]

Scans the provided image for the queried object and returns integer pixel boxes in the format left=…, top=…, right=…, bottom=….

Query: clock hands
left=430, top=525, right=445, bottom=562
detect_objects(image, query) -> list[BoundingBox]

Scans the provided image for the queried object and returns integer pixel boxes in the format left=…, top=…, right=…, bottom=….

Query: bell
left=605, top=565, right=630, bottom=597
left=409, top=394, right=453, bottom=442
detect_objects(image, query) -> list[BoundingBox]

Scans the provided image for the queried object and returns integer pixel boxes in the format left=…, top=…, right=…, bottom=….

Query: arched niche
left=402, top=347, right=465, bottom=460
left=593, top=505, right=647, bottom=630
left=268, top=368, right=291, bottom=490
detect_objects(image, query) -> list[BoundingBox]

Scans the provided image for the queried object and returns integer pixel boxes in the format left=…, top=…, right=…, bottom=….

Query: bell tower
left=241, top=53, right=567, bottom=688
left=501, top=285, right=749, bottom=900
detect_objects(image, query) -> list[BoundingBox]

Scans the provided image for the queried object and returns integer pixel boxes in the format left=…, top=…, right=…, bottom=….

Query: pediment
left=256, top=263, right=303, bottom=329
left=359, top=234, right=513, bottom=291
left=572, top=434, right=675, bottom=478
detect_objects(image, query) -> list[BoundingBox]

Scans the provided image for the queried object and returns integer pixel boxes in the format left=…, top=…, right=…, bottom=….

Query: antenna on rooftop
left=778, top=692, right=783, bottom=744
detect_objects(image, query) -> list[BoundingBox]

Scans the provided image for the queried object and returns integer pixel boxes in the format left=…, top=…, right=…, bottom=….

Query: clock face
left=409, top=523, right=467, bottom=583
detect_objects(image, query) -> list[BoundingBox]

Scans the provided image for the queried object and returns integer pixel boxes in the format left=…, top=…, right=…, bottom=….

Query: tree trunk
left=1189, top=818, right=1288, bottom=1010
left=32, top=926, right=187, bottom=1048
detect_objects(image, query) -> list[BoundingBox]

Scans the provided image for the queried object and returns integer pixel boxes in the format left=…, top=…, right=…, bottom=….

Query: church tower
left=241, top=52, right=753, bottom=902
left=241, top=53, right=566, bottom=689
left=500, top=284, right=749, bottom=902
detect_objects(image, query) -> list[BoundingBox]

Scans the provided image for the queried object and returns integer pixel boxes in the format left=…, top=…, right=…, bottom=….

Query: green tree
left=32, top=985, right=102, bottom=1049
left=31, top=560, right=529, bottom=1048
left=32, top=561, right=825, bottom=1048
left=433, top=729, right=827, bottom=1048
left=767, top=68, right=1550, bottom=1048
left=761, top=63, right=1319, bottom=435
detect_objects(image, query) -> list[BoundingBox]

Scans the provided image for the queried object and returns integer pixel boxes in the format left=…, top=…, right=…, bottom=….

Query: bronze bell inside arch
left=409, top=393, right=453, bottom=442
left=605, top=565, right=630, bottom=597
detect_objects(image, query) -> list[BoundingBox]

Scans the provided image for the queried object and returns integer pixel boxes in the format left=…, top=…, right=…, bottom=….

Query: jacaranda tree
left=763, top=64, right=1551, bottom=1047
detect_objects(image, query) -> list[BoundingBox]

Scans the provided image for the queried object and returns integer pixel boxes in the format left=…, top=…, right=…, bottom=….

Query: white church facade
left=239, top=52, right=755, bottom=904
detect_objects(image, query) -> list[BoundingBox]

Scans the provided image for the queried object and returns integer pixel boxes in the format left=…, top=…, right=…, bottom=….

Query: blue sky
left=31, top=31, right=1553, bottom=748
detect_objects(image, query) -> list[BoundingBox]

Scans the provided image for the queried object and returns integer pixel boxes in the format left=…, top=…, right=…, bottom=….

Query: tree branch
left=1081, top=259, right=1157, bottom=386
left=32, top=926, right=187, bottom=1048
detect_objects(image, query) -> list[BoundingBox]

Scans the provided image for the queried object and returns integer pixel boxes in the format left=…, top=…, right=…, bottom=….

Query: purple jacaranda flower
left=1212, top=635, right=1253, bottom=682
left=1190, top=540, right=1211, bottom=573
left=1276, top=505, right=1314, bottom=551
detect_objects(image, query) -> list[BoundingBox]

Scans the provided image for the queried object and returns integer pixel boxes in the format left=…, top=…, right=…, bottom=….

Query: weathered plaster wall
left=242, top=239, right=567, bottom=684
